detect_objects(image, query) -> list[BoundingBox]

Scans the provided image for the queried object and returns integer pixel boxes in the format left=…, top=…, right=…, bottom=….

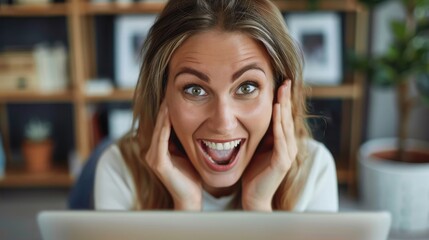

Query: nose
left=206, top=97, right=238, bottom=134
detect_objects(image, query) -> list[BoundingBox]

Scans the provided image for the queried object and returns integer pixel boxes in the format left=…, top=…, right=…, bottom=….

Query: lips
left=198, top=139, right=243, bottom=172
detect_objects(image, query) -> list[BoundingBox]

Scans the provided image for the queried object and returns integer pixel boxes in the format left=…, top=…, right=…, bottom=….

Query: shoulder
left=294, top=138, right=338, bottom=212
left=95, top=143, right=137, bottom=210
left=98, top=144, right=127, bottom=172
left=96, top=144, right=134, bottom=188
left=303, top=138, right=335, bottom=172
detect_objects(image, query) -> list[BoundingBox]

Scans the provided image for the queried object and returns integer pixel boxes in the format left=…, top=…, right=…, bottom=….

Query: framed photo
left=286, top=13, right=342, bottom=85
left=114, top=15, right=157, bottom=89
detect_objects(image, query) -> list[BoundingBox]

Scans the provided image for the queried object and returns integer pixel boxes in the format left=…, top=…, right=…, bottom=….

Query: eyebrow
left=232, top=63, right=266, bottom=80
left=175, top=67, right=210, bottom=82
left=174, top=63, right=266, bottom=83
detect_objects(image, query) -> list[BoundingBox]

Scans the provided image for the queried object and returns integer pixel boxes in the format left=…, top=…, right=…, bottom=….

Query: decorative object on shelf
left=85, top=78, right=114, bottom=95
left=0, top=50, right=39, bottom=91
left=14, top=0, right=51, bottom=5
left=22, top=119, right=53, bottom=173
left=351, top=0, right=429, bottom=236
left=285, top=12, right=342, bottom=85
left=0, top=43, right=69, bottom=92
left=34, top=43, right=69, bottom=92
left=114, top=15, right=157, bottom=89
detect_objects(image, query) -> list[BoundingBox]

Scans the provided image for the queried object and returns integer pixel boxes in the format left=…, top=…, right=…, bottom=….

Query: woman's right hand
left=145, top=101, right=203, bottom=210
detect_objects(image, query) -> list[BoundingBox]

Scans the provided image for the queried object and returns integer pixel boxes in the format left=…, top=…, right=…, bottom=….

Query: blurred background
left=0, top=0, right=428, bottom=239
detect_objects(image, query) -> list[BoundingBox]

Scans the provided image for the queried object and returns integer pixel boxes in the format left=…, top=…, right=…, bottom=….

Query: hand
left=241, top=80, right=298, bottom=211
left=145, top=101, right=203, bottom=210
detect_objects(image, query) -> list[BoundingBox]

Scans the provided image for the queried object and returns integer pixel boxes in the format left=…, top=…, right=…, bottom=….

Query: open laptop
left=38, top=211, right=391, bottom=240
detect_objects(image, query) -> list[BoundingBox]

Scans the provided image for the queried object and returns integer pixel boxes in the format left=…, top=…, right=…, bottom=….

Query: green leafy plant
left=24, top=119, right=52, bottom=142
left=350, top=0, right=429, bottom=161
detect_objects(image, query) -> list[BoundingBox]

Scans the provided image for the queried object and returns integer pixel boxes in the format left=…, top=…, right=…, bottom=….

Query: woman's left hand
left=241, top=79, right=298, bottom=211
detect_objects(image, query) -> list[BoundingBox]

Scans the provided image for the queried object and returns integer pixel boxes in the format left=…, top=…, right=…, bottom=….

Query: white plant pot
left=358, top=138, right=429, bottom=235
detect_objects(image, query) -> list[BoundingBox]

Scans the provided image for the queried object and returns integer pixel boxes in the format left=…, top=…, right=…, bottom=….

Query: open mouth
left=198, top=139, right=243, bottom=171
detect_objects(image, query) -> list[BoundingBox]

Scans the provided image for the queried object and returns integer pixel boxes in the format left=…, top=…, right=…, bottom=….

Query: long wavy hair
left=118, top=0, right=311, bottom=210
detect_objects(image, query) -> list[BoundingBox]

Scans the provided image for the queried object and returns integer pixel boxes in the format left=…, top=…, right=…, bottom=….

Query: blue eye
left=236, top=82, right=258, bottom=95
left=184, top=85, right=207, bottom=96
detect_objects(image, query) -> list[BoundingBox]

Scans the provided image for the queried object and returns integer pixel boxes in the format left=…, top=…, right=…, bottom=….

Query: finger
left=280, top=80, right=298, bottom=159
left=152, top=100, right=167, bottom=141
left=273, top=104, right=284, bottom=144
left=158, top=106, right=171, bottom=153
left=272, top=103, right=288, bottom=168
left=278, top=79, right=291, bottom=111
left=147, top=101, right=168, bottom=164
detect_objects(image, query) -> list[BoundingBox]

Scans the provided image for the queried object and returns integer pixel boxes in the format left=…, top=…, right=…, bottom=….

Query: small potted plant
left=350, top=0, right=429, bottom=236
left=22, top=119, right=53, bottom=173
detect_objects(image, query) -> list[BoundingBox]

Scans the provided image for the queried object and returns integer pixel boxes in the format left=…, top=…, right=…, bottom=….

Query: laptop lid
left=38, top=211, right=391, bottom=240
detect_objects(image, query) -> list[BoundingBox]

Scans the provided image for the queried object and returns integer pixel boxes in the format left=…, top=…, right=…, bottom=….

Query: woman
left=95, top=0, right=338, bottom=211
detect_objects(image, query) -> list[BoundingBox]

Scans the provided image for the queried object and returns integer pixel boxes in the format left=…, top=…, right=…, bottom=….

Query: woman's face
left=165, top=30, right=274, bottom=191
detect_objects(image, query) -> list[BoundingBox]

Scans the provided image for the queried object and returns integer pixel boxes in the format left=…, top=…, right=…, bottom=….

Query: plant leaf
left=416, top=19, right=429, bottom=34
left=416, top=0, right=429, bottom=7
left=391, top=20, right=408, bottom=40
left=372, top=61, right=398, bottom=86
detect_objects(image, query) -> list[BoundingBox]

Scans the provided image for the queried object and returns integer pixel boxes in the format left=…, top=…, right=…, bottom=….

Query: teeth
left=203, top=139, right=241, bottom=150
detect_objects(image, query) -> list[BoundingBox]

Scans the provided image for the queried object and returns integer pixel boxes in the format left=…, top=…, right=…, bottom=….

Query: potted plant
left=22, top=119, right=53, bottom=173
left=350, top=0, right=429, bottom=236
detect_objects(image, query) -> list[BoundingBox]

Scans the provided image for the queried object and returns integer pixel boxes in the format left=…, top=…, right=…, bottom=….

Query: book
left=34, top=43, right=69, bottom=92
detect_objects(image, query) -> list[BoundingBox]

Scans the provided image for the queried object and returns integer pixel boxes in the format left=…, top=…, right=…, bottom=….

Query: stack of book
left=0, top=43, right=69, bottom=92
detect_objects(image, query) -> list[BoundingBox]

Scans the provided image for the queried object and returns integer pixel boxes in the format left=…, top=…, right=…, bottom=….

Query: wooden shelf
left=85, top=89, right=134, bottom=102
left=0, top=90, right=74, bottom=103
left=273, top=0, right=363, bottom=11
left=0, top=3, right=69, bottom=17
left=80, top=2, right=165, bottom=15
left=0, top=166, right=73, bottom=188
left=307, top=84, right=361, bottom=99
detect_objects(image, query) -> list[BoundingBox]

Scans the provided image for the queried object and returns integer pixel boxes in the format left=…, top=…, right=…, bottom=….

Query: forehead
left=169, top=30, right=272, bottom=69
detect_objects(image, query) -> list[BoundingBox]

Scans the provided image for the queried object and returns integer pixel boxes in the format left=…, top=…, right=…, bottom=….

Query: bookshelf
left=0, top=0, right=368, bottom=189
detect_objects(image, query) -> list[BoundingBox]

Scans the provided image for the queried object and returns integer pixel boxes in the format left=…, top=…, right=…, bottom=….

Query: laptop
left=38, top=211, right=391, bottom=240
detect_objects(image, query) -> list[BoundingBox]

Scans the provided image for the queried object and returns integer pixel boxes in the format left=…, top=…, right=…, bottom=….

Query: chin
left=201, top=173, right=242, bottom=188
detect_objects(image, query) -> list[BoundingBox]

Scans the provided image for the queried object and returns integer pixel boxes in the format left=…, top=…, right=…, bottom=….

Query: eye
left=236, top=82, right=258, bottom=95
left=183, top=85, right=207, bottom=96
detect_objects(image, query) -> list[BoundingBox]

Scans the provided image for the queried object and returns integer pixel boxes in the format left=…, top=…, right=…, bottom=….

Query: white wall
left=366, top=0, right=429, bottom=141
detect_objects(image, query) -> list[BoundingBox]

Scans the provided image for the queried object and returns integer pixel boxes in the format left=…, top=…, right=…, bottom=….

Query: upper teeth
left=203, top=140, right=241, bottom=150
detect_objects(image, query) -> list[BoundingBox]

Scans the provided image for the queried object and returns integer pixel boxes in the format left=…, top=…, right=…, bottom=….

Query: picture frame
left=285, top=13, right=342, bottom=85
left=114, top=15, right=157, bottom=89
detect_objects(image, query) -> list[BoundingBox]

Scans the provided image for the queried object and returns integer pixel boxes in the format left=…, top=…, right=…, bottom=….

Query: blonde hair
left=118, top=0, right=311, bottom=210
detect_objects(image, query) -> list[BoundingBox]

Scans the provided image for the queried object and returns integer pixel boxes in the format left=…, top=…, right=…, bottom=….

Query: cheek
left=238, top=96, right=273, bottom=138
left=166, top=97, right=203, bottom=141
